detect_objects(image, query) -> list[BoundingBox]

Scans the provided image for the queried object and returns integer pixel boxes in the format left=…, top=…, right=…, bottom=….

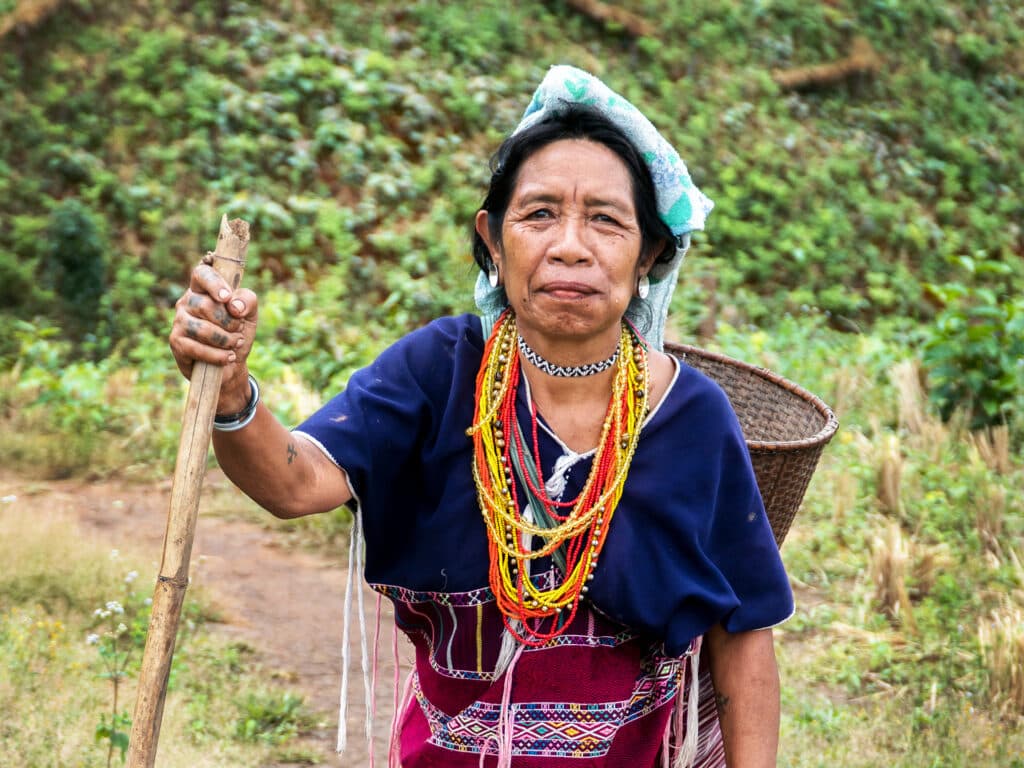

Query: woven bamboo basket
left=665, top=342, right=839, bottom=548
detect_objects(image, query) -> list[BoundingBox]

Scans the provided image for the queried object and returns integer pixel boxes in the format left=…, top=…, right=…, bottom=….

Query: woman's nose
left=547, top=217, right=593, bottom=264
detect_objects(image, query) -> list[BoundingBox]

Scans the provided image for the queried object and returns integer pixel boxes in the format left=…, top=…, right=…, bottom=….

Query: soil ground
left=0, top=469, right=401, bottom=767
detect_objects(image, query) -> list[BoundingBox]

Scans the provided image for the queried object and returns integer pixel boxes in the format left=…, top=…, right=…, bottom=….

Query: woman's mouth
left=539, top=281, right=598, bottom=300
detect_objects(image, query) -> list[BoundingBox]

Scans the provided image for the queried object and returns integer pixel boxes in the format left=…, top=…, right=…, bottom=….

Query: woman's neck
left=517, top=322, right=622, bottom=372
left=519, top=364, right=616, bottom=453
left=518, top=346, right=677, bottom=455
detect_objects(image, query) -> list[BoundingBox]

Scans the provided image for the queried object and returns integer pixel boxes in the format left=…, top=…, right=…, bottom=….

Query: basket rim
left=664, top=341, right=840, bottom=453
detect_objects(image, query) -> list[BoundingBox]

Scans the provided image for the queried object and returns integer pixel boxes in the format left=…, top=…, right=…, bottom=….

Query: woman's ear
left=639, top=238, right=668, bottom=274
left=475, top=211, right=496, bottom=257
left=476, top=210, right=506, bottom=283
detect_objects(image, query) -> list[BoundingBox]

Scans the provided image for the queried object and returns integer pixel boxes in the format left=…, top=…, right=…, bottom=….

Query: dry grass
left=909, top=541, right=951, bottom=601
left=0, top=492, right=280, bottom=768
left=0, top=411, right=110, bottom=479
left=976, top=483, right=1007, bottom=557
left=876, top=435, right=904, bottom=517
left=832, top=469, right=856, bottom=527
left=892, top=360, right=950, bottom=461
left=979, top=601, right=1024, bottom=718
left=777, top=606, right=1024, bottom=766
left=970, top=425, right=1013, bottom=476
left=0, top=365, right=178, bottom=481
left=0, top=499, right=121, bottom=613
left=869, top=522, right=918, bottom=633
left=892, top=360, right=926, bottom=435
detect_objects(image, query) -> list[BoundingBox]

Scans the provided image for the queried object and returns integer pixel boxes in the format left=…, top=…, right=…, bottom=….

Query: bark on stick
left=128, top=215, right=249, bottom=768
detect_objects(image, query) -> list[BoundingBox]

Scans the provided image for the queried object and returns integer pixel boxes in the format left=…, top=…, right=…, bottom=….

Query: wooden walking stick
left=128, top=216, right=250, bottom=768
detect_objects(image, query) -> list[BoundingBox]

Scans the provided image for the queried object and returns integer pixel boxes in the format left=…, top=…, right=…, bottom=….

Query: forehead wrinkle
left=583, top=192, right=634, bottom=213
left=513, top=186, right=634, bottom=213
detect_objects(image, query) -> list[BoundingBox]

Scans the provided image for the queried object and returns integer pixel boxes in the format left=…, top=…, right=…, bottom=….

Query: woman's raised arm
left=168, top=262, right=352, bottom=518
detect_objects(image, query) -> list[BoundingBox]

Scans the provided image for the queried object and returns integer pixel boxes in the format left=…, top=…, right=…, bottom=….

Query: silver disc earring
left=637, top=274, right=650, bottom=299
left=488, top=263, right=500, bottom=288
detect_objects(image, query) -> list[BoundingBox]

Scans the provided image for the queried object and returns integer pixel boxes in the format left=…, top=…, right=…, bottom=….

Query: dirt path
left=1, top=470, right=402, bottom=766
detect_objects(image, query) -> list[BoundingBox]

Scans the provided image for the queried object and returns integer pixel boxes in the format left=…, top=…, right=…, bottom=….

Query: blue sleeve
left=292, top=315, right=472, bottom=513
left=699, top=393, right=794, bottom=635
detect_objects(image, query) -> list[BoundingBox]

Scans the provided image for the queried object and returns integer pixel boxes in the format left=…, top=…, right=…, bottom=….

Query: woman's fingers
left=180, top=288, right=242, bottom=334
left=171, top=305, right=240, bottom=359
left=171, top=333, right=236, bottom=374
left=170, top=264, right=260, bottom=380
left=189, top=262, right=234, bottom=302
left=226, top=288, right=259, bottom=321
left=183, top=311, right=242, bottom=352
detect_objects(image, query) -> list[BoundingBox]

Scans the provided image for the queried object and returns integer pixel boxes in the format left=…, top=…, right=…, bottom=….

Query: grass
left=0, top=502, right=316, bottom=767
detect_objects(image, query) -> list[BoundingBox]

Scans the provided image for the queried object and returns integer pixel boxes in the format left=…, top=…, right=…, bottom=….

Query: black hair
left=471, top=105, right=675, bottom=275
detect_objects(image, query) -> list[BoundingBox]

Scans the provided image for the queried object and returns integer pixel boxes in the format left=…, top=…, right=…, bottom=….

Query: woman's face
left=476, top=138, right=652, bottom=349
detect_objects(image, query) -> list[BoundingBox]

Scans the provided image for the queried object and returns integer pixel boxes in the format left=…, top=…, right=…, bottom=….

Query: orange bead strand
left=468, top=311, right=649, bottom=645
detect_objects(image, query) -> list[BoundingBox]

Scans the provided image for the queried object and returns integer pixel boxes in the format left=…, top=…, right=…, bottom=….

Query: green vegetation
left=1, top=0, right=1022, bottom=765
left=0, top=507, right=315, bottom=767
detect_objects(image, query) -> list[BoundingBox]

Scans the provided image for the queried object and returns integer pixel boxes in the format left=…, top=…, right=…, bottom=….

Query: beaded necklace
left=467, top=311, right=649, bottom=646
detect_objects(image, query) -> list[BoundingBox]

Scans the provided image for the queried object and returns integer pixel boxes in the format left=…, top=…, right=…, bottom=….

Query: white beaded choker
left=517, top=335, right=619, bottom=377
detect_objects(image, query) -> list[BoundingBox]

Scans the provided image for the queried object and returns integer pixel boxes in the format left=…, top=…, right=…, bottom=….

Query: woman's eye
left=593, top=213, right=620, bottom=225
left=526, top=208, right=553, bottom=220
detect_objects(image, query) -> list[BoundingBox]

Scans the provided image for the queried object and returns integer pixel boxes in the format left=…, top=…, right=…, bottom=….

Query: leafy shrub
left=234, top=691, right=310, bottom=745
left=44, top=199, right=107, bottom=346
left=921, top=273, right=1024, bottom=432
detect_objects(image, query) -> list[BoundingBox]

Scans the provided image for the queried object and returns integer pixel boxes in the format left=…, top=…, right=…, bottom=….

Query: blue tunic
left=294, top=313, right=792, bottom=656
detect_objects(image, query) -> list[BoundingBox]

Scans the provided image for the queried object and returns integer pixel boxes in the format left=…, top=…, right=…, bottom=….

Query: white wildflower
left=116, top=623, right=127, bottom=636
left=1, top=495, right=16, bottom=503
left=125, top=570, right=138, bottom=584
left=86, top=633, right=100, bottom=645
left=109, top=549, right=120, bottom=561
left=106, top=601, right=124, bottom=614
left=143, top=597, right=152, bottom=606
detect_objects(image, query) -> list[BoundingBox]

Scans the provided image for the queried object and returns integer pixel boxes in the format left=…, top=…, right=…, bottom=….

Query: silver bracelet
left=212, top=374, right=260, bottom=432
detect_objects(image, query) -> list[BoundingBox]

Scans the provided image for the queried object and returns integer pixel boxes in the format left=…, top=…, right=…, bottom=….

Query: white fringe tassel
left=336, top=519, right=358, bottom=753
left=337, top=514, right=373, bottom=757
left=479, top=642, right=525, bottom=768
left=387, top=622, right=403, bottom=768
left=493, top=622, right=521, bottom=678
left=672, top=637, right=703, bottom=768
left=354, top=517, right=373, bottom=763
left=390, top=667, right=415, bottom=768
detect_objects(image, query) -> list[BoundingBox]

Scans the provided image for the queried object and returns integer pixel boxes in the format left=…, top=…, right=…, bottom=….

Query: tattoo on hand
left=187, top=294, right=202, bottom=310
left=213, top=304, right=230, bottom=328
left=186, top=318, right=201, bottom=339
left=287, top=442, right=297, bottom=465
left=211, top=330, right=229, bottom=347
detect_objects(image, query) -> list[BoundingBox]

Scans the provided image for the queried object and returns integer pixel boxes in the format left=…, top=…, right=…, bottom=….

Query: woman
left=170, top=66, right=793, bottom=767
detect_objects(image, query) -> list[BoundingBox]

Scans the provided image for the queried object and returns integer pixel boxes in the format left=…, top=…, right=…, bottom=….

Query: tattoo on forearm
left=287, top=442, right=297, bottom=465
left=715, top=692, right=730, bottom=716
